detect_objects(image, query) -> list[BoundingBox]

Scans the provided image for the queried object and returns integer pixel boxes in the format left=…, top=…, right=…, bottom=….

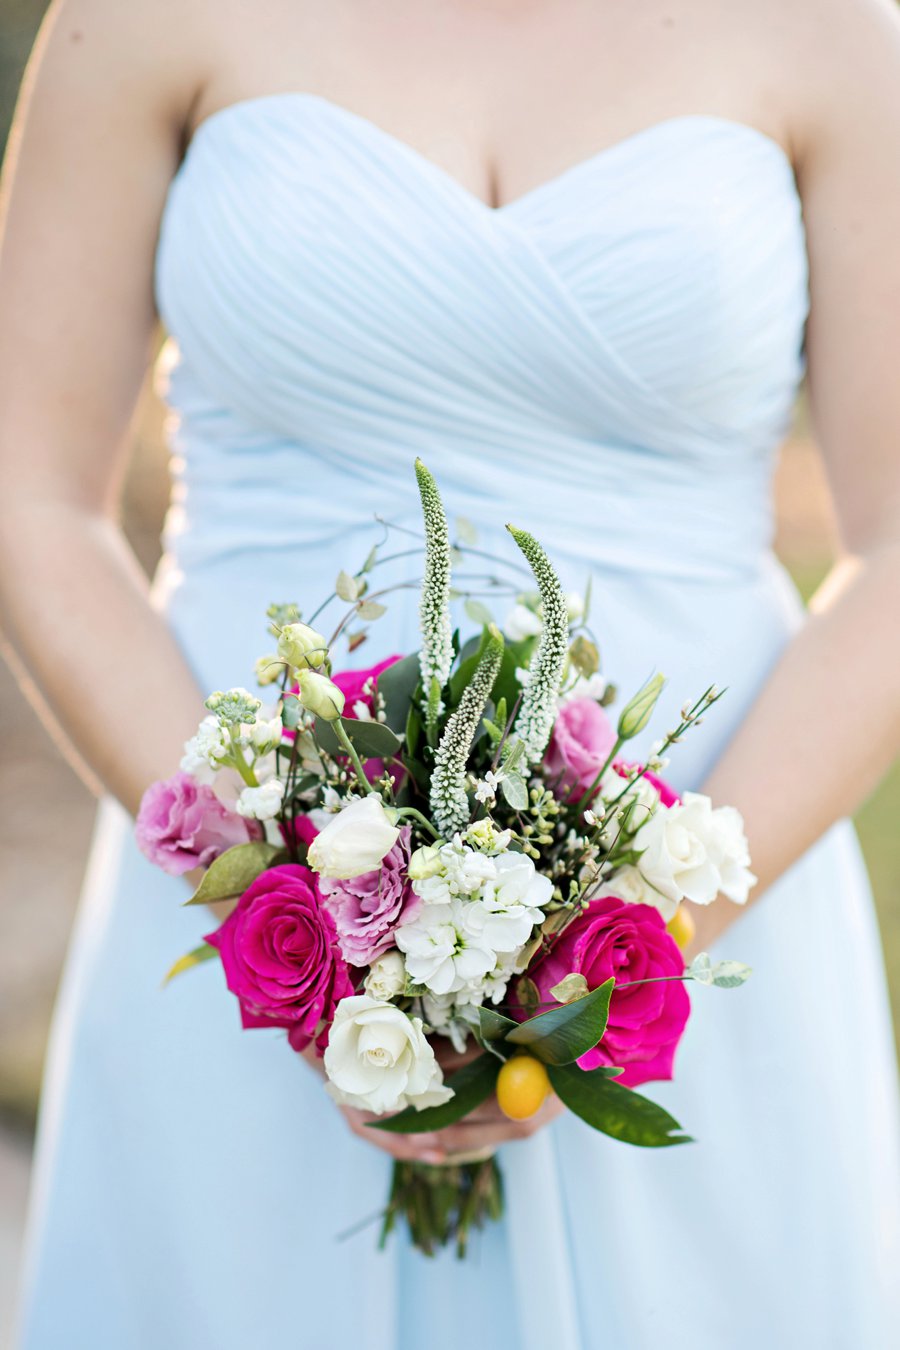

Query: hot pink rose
left=527, top=895, right=690, bottom=1088
left=205, top=864, right=353, bottom=1053
left=614, top=760, right=681, bottom=808
left=135, top=771, right=258, bottom=876
left=545, top=697, right=617, bottom=798
left=320, top=827, right=420, bottom=965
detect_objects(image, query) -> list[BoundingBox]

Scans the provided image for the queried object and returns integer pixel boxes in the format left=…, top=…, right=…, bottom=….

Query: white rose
left=324, top=996, right=453, bottom=1115
left=364, top=951, right=407, bottom=1002
left=504, top=603, right=542, bottom=642
left=635, top=792, right=755, bottom=907
left=235, top=777, right=285, bottom=821
left=596, top=863, right=679, bottom=922
left=307, top=795, right=400, bottom=879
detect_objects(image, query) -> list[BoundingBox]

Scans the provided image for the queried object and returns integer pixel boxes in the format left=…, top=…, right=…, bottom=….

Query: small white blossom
left=473, top=769, right=505, bottom=804
left=236, top=778, right=285, bottom=821
left=560, top=672, right=609, bottom=705
left=249, top=716, right=283, bottom=754
left=180, top=716, right=229, bottom=783
left=565, top=591, right=585, bottom=622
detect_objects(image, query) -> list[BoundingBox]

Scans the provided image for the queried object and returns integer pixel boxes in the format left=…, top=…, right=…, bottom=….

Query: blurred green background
left=0, top=0, right=898, bottom=1144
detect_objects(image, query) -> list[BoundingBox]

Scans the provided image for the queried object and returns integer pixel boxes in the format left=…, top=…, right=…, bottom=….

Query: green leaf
left=281, top=692, right=302, bottom=730
left=360, top=544, right=379, bottom=574
left=369, top=1053, right=500, bottom=1134
left=336, top=569, right=361, bottom=602
left=162, top=941, right=218, bottom=984
left=315, top=716, right=402, bottom=760
left=357, top=599, right=387, bottom=621
left=549, top=973, right=590, bottom=1004
left=184, top=842, right=284, bottom=905
left=710, top=960, right=753, bottom=989
left=478, top=1006, right=519, bottom=1042
left=687, top=952, right=714, bottom=986
left=464, top=598, right=494, bottom=629
left=548, top=1062, right=692, bottom=1147
left=376, top=652, right=422, bottom=734
left=500, top=770, right=528, bottom=811
left=569, top=635, right=599, bottom=678
left=507, top=978, right=614, bottom=1065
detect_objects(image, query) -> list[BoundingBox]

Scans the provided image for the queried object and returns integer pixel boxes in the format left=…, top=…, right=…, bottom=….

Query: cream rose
left=635, top=792, right=756, bottom=907
left=323, top=996, right=453, bottom=1115
left=307, top=795, right=400, bottom=879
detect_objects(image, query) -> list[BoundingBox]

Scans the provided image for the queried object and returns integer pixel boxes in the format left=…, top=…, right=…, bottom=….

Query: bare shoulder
left=739, top=0, right=900, bottom=167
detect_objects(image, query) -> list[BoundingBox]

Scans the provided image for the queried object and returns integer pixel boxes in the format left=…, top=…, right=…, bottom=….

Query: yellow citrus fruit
left=496, top=1054, right=551, bottom=1121
left=666, top=905, right=696, bottom=951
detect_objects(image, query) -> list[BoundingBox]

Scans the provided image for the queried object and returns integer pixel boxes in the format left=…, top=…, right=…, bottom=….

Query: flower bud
left=617, top=673, right=666, bottom=740
left=250, top=716, right=283, bottom=753
left=296, top=669, right=345, bottom=722
left=364, top=950, right=407, bottom=1001
left=205, top=687, right=262, bottom=726
left=277, top=622, right=329, bottom=671
left=406, top=844, right=444, bottom=880
left=254, top=654, right=283, bottom=687
left=308, top=795, right=400, bottom=879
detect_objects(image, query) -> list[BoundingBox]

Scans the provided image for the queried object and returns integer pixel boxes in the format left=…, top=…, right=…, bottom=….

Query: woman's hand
left=304, top=1036, right=564, bottom=1166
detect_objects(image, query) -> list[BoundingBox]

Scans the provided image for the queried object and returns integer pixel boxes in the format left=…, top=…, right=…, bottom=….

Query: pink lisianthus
left=545, top=697, right=617, bottom=798
left=319, top=827, right=419, bottom=965
left=526, top=895, right=690, bottom=1088
left=135, top=771, right=259, bottom=876
left=614, top=760, right=681, bottom=808
left=205, top=864, right=353, bottom=1054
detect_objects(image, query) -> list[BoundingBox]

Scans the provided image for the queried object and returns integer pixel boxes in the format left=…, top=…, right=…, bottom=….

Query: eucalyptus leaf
left=687, top=952, right=715, bottom=986
left=549, top=1062, right=692, bottom=1147
left=514, top=976, right=540, bottom=1018
left=336, top=569, right=361, bottom=602
left=357, top=599, right=387, bottom=621
left=456, top=517, right=479, bottom=545
left=184, top=842, right=284, bottom=906
left=360, top=544, right=379, bottom=574
left=377, top=651, right=422, bottom=733
left=162, top=942, right=218, bottom=985
left=549, top=973, right=590, bottom=1004
left=369, top=1053, right=500, bottom=1134
left=507, top=978, right=614, bottom=1065
left=281, top=693, right=302, bottom=730
left=500, top=771, right=529, bottom=811
left=710, top=960, right=752, bottom=989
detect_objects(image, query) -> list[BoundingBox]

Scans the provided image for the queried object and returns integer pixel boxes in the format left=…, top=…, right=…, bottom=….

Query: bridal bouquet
left=136, top=460, right=753, bottom=1256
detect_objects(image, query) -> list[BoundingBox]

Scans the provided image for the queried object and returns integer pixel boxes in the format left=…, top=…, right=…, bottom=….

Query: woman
left=2, top=0, right=900, bottom=1345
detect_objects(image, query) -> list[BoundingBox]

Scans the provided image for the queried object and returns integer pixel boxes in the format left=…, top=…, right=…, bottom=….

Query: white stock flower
left=504, top=603, right=542, bottom=642
left=635, top=792, right=755, bottom=907
left=180, top=716, right=228, bottom=782
left=249, top=716, right=283, bottom=754
left=307, top=795, right=400, bottom=879
left=235, top=778, right=285, bottom=821
left=364, top=951, right=407, bottom=1002
left=324, top=996, right=453, bottom=1115
left=395, top=898, right=497, bottom=996
left=398, top=845, right=549, bottom=997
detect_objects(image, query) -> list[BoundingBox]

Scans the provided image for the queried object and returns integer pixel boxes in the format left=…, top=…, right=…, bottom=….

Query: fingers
left=341, top=1107, right=448, bottom=1164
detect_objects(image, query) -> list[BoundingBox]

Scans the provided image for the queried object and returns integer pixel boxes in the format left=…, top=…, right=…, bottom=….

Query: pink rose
left=205, top=864, right=353, bottom=1053
left=527, top=895, right=690, bottom=1088
left=320, top=827, right=420, bottom=965
left=614, top=760, right=681, bottom=808
left=545, top=698, right=617, bottom=798
left=135, top=771, right=258, bottom=876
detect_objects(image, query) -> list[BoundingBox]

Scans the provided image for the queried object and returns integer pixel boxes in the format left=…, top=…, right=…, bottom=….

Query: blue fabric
left=15, top=95, right=900, bottom=1349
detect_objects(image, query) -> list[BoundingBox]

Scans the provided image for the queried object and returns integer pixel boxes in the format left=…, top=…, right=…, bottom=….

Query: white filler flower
left=324, top=996, right=453, bottom=1115
left=308, top=795, right=400, bottom=879
left=235, top=778, right=285, bottom=821
left=635, top=792, right=756, bottom=907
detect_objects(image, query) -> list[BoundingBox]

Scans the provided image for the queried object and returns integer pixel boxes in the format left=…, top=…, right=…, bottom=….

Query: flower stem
left=333, top=720, right=377, bottom=795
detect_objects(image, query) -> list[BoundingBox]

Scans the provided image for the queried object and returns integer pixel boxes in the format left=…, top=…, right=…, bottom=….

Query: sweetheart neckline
left=181, top=90, right=798, bottom=215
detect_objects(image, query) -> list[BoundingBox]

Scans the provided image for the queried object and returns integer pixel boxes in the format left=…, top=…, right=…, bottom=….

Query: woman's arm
left=0, top=0, right=211, bottom=813
left=690, top=0, right=900, bottom=952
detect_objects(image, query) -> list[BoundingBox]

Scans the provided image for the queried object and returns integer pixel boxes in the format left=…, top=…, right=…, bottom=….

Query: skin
left=1, top=0, right=899, bottom=1166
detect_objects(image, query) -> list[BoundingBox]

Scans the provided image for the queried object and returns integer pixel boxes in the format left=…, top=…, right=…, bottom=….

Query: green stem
left=572, top=736, right=624, bottom=813
left=392, top=807, right=440, bottom=839
left=333, top=720, right=377, bottom=795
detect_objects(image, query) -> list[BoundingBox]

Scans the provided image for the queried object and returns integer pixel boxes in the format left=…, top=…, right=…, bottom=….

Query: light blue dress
left=15, top=95, right=900, bottom=1349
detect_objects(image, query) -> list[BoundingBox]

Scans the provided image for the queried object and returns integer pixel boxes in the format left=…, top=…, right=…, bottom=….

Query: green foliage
left=548, top=1063, right=692, bottom=1147
left=162, top=942, right=218, bottom=985
left=506, top=979, right=614, bottom=1065
left=506, top=526, right=568, bottom=761
left=377, top=652, right=422, bottom=734
left=314, top=716, right=402, bottom=761
left=369, top=1053, right=500, bottom=1133
left=184, top=842, right=284, bottom=905
left=430, top=627, right=504, bottom=836
left=415, top=460, right=453, bottom=737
